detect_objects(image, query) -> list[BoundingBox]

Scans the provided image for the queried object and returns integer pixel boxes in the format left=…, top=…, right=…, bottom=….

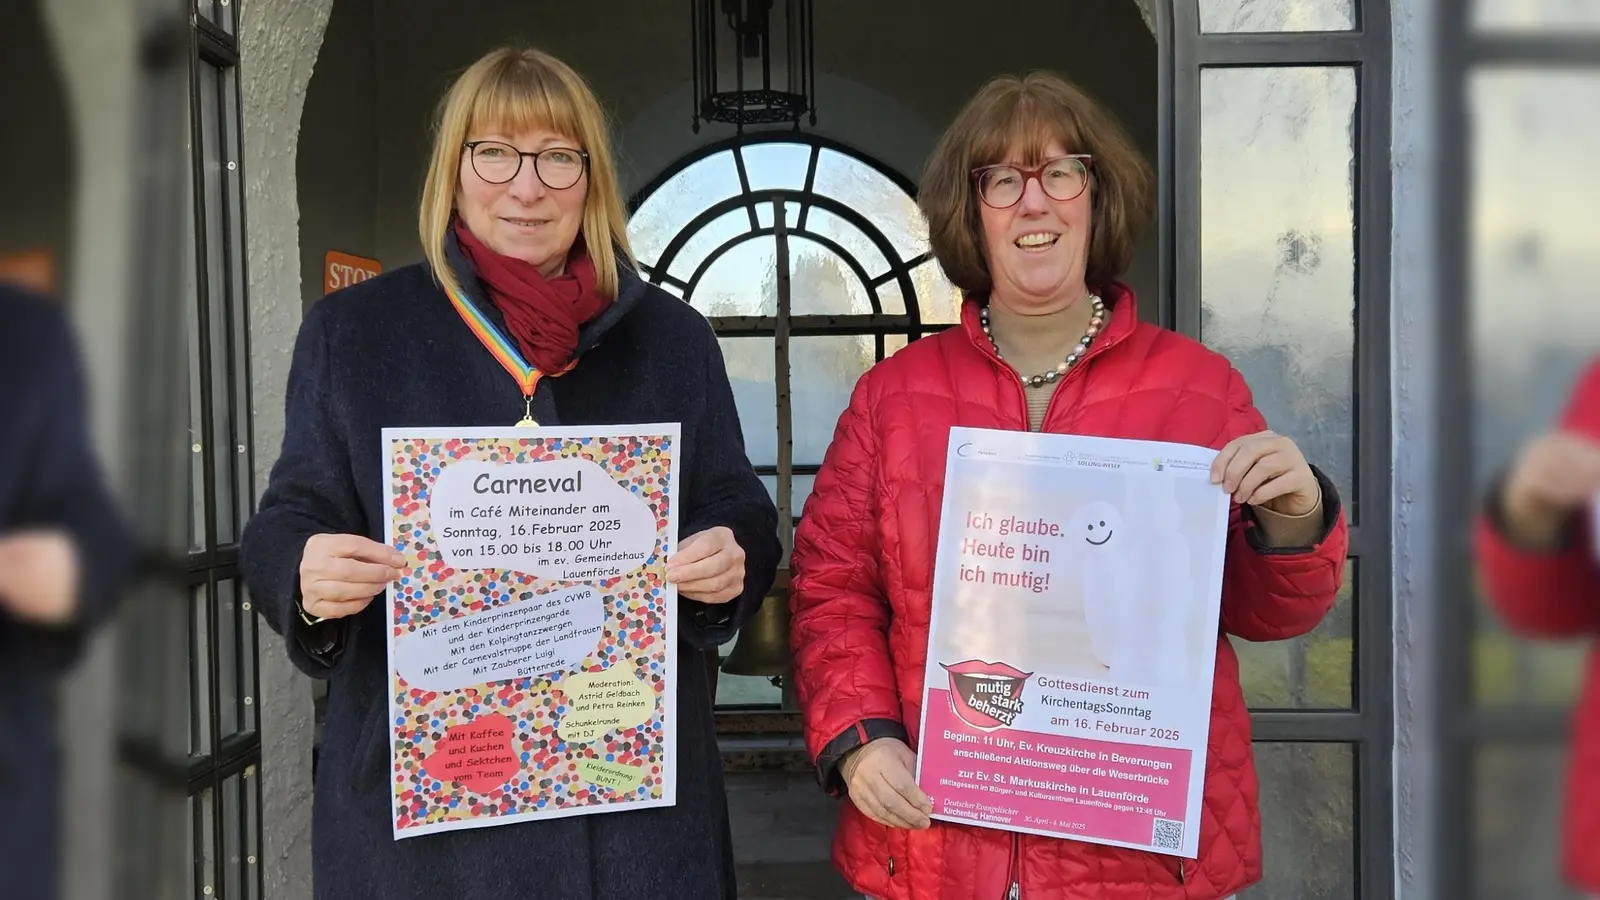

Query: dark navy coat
left=240, top=252, right=780, bottom=900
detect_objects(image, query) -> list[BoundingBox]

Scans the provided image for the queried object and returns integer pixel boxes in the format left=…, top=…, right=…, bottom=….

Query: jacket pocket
left=338, top=696, right=387, bottom=798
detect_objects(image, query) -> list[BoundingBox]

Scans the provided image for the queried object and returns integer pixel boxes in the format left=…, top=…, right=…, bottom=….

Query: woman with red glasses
left=789, top=71, right=1348, bottom=900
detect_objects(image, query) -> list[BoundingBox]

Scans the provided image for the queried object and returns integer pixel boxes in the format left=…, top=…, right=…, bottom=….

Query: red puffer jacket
left=1474, top=358, right=1600, bottom=894
left=790, top=284, right=1347, bottom=900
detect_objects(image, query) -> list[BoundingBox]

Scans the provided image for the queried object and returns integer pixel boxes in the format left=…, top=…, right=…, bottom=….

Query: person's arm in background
left=1475, top=359, right=1600, bottom=637
left=0, top=286, right=136, bottom=673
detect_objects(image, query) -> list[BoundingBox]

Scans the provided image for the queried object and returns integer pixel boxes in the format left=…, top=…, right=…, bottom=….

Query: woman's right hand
left=299, top=533, right=406, bottom=620
left=1502, top=431, right=1600, bottom=547
left=841, top=737, right=933, bottom=830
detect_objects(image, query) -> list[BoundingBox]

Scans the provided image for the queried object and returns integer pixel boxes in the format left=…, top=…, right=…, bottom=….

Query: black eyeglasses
left=463, top=141, right=590, bottom=189
left=971, top=155, right=1094, bottom=209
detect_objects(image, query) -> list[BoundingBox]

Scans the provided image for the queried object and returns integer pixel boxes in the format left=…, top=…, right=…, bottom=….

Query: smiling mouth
left=1086, top=531, right=1113, bottom=546
left=1014, top=233, right=1060, bottom=252
left=502, top=217, right=549, bottom=228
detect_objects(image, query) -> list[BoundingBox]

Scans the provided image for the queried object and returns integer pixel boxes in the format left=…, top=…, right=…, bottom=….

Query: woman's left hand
left=666, top=526, right=747, bottom=604
left=1211, top=430, right=1321, bottom=516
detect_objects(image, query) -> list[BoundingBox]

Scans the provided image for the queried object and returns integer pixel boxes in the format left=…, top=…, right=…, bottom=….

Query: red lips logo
left=941, top=659, right=1033, bottom=731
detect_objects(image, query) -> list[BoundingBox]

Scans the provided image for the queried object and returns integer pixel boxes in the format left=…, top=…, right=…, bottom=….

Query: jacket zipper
left=972, top=305, right=1124, bottom=900
left=1006, top=833, right=1021, bottom=899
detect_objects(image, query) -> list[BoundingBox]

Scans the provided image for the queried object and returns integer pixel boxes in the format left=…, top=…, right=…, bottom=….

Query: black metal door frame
left=118, top=2, right=262, bottom=897
left=1159, top=2, right=1394, bottom=897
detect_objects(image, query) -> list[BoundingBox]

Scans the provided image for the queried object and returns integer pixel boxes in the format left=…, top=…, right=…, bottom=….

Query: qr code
left=1151, top=818, right=1184, bottom=850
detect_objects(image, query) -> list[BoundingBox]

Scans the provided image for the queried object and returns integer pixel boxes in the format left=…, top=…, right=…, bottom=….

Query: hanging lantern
left=690, top=0, right=816, bottom=133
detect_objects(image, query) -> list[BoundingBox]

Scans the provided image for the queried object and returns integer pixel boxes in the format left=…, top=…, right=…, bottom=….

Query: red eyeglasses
left=971, top=155, right=1094, bottom=209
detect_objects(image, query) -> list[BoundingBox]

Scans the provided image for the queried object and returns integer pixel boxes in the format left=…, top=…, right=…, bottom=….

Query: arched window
left=627, top=134, right=962, bottom=707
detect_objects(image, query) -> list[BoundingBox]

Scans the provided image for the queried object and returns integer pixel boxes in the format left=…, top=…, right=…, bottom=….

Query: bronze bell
left=720, top=568, right=791, bottom=677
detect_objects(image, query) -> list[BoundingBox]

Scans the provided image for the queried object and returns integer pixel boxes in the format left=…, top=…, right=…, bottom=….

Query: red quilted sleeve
left=1474, top=358, right=1600, bottom=637
left=790, top=372, right=908, bottom=793
left=1215, top=368, right=1350, bottom=642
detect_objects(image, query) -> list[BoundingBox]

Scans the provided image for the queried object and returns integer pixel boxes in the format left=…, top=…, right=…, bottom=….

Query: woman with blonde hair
left=242, top=47, right=779, bottom=899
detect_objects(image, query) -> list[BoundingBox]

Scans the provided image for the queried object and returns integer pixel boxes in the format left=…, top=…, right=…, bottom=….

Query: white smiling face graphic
left=1068, top=501, right=1125, bottom=549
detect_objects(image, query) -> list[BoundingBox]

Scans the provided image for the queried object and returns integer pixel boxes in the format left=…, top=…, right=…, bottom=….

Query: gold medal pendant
left=515, top=394, right=538, bottom=428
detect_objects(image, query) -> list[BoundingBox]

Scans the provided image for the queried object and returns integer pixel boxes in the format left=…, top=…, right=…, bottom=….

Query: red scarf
left=452, top=216, right=608, bottom=373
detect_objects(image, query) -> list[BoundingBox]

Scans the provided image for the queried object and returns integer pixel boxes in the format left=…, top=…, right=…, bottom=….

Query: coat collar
left=959, top=280, right=1141, bottom=368
left=443, top=231, right=647, bottom=366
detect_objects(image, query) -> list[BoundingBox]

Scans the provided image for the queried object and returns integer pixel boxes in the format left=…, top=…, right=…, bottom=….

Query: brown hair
left=919, top=71, right=1153, bottom=295
left=418, top=47, right=633, bottom=302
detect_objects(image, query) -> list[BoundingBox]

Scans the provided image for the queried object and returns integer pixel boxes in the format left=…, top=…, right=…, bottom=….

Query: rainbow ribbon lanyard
left=443, top=281, right=573, bottom=426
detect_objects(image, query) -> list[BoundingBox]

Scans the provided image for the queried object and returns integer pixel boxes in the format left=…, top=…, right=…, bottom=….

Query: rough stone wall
left=239, top=0, right=335, bottom=896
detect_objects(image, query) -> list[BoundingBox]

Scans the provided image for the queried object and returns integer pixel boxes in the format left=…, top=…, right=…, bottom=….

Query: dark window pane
left=240, top=588, right=259, bottom=734
left=217, top=579, right=239, bottom=738
left=185, top=138, right=204, bottom=553
left=1475, top=744, right=1581, bottom=899
left=1237, top=559, right=1354, bottom=708
left=192, top=583, right=213, bottom=756
left=193, top=788, right=216, bottom=899
left=223, top=65, right=251, bottom=538
left=244, top=765, right=261, bottom=900
left=123, top=579, right=193, bottom=760
left=199, top=62, right=236, bottom=546
left=116, top=761, right=190, bottom=895
left=119, top=584, right=175, bottom=750
left=1241, top=743, right=1354, bottom=899
left=222, top=774, right=242, bottom=900
left=1200, top=67, right=1357, bottom=521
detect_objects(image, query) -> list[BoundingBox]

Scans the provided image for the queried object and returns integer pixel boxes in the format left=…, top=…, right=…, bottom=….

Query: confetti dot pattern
left=385, top=434, right=675, bottom=830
